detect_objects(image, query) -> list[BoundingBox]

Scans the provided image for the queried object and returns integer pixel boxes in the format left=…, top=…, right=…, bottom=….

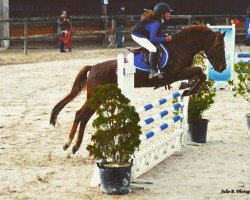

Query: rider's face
left=62, top=11, right=67, bottom=17
left=162, top=12, right=171, bottom=21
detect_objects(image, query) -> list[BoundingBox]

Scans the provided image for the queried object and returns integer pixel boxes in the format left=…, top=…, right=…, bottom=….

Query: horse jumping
left=50, top=25, right=227, bottom=154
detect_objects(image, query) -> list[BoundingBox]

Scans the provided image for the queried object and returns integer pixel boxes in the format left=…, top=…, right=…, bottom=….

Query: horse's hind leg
left=63, top=110, right=82, bottom=151
left=63, top=101, right=92, bottom=151
left=72, top=105, right=94, bottom=154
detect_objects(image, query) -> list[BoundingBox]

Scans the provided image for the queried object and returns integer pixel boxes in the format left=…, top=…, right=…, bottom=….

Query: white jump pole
left=117, top=53, right=136, bottom=102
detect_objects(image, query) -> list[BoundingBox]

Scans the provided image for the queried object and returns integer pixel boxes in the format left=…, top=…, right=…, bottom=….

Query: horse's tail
left=50, top=65, right=92, bottom=126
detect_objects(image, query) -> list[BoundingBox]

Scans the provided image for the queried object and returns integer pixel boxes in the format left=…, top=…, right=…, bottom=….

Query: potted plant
left=228, top=59, right=250, bottom=130
left=87, top=84, right=142, bottom=195
left=188, top=80, right=216, bottom=143
left=188, top=53, right=216, bottom=143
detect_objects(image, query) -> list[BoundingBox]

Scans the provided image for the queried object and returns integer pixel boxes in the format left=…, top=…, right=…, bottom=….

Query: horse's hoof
left=179, top=82, right=189, bottom=90
left=72, top=145, right=79, bottom=154
left=63, top=144, right=69, bottom=151
left=182, top=90, right=190, bottom=96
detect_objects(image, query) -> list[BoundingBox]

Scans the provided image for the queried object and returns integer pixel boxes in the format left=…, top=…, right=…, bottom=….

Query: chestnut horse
left=50, top=25, right=227, bottom=154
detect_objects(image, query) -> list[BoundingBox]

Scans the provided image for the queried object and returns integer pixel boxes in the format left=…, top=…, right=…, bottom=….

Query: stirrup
left=149, top=71, right=159, bottom=79
left=158, top=73, right=163, bottom=79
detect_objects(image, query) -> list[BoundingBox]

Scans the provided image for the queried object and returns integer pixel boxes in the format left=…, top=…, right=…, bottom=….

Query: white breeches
left=131, top=34, right=157, bottom=53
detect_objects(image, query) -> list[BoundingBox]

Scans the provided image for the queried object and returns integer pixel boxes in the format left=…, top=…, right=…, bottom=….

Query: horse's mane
left=183, top=25, right=212, bottom=32
left=173, top=25, right=213, bottom=40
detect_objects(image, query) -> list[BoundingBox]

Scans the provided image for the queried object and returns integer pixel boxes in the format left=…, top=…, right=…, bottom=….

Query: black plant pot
left=246, top=113, right=250, bottom=131
left=188, top=119, right=209, bottom=143
left=97, top=163, right=132, bottom=195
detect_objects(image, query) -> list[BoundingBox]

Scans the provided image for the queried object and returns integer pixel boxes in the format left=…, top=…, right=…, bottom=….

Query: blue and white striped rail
left=139, top=102, right=183, bottom=127
left=136, top=90, right=184, bottom=114
left=139, top=114, right=183, bottom=141
left=238, top=54, right=250, bottom=58
left=237, top=54, right=250, bottom=64
left=236, top=53, right=249, bottom=73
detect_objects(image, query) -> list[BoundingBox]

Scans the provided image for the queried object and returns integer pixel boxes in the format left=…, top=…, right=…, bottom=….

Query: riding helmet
left=153, top=3, right=173, bottom=17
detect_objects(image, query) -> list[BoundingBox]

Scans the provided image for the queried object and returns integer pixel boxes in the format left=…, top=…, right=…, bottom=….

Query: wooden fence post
left=110, top=17, right=116, bottom=47
left=0, top=0, right=10, bottom=48
left=24, top=17, right=28, bottom=55
left=188, top=17, right=191, bottom=25
left=103, top=3, right=108, bottom=47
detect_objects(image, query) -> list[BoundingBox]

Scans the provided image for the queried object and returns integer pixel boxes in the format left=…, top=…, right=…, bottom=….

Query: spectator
left=230, top=18, right=240, bottom=26
left=57, top=10, right=72, bottom=53
left=116, top=5, right=126, bottom=48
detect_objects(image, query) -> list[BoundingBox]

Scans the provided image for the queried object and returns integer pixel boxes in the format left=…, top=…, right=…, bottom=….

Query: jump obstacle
left=90, top=53, right=189, bottom=187
left=236, top=53, right=250, bottom=72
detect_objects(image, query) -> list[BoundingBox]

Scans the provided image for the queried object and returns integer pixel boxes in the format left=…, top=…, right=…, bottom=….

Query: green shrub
left=86, top=84, right=142, bottom=165
left=228, top=60, right=250, bottom=103
left=188, top=80, right=216, bottom=122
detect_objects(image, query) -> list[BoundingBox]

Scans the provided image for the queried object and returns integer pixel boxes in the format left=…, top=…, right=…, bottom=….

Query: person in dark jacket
left=131, top=3, right=173, bottom=79
left=58, top=10, right=72, bottom=53
left=116, top=5, right=126, bottom=48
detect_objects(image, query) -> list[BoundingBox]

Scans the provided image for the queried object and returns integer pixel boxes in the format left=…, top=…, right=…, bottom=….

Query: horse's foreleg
left=173, top=67, right=206, bottom=94
left=189, top=72, right=206, bottom=94
left=72, top=106, right=95, bottom=154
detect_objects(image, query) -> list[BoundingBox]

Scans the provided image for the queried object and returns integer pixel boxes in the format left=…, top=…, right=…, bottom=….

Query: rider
left=131, top=3, right=173, bottom=79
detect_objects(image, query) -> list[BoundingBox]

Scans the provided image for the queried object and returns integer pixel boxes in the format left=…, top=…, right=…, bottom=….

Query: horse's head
left=205, top=31, right=227, bottom=73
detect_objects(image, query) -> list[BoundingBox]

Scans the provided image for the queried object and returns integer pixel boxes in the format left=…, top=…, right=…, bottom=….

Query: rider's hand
left=166, top=35, right=172, bottom=42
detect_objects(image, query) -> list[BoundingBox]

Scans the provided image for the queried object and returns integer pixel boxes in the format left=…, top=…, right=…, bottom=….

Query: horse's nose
left=219, top=64, right=226, bottom=72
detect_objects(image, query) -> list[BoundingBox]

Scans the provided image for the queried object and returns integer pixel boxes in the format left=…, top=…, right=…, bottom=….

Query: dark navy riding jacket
left=131, top=20, right=166, bottom=44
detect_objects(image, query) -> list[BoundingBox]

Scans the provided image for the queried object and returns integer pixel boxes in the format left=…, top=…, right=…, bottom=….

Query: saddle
left=127, top=45, right=163, bottom=65
left=126, top=42, right=170, bottom=77
left=127, top=44, right=171, bottom=90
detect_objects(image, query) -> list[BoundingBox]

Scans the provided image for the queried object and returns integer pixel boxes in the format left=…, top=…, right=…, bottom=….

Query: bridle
left=204, top=41, right=226, bottom=68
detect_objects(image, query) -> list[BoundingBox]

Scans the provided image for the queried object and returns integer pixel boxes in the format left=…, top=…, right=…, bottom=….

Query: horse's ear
left=214, top=31, right=226, bottom=46
left=217, top=31, right=226, bottom=41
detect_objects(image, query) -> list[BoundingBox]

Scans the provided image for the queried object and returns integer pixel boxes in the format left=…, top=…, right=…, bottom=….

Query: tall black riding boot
left=149, top=52, right=158, bottom=79
left=60, top=40, right=66, bottom=53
